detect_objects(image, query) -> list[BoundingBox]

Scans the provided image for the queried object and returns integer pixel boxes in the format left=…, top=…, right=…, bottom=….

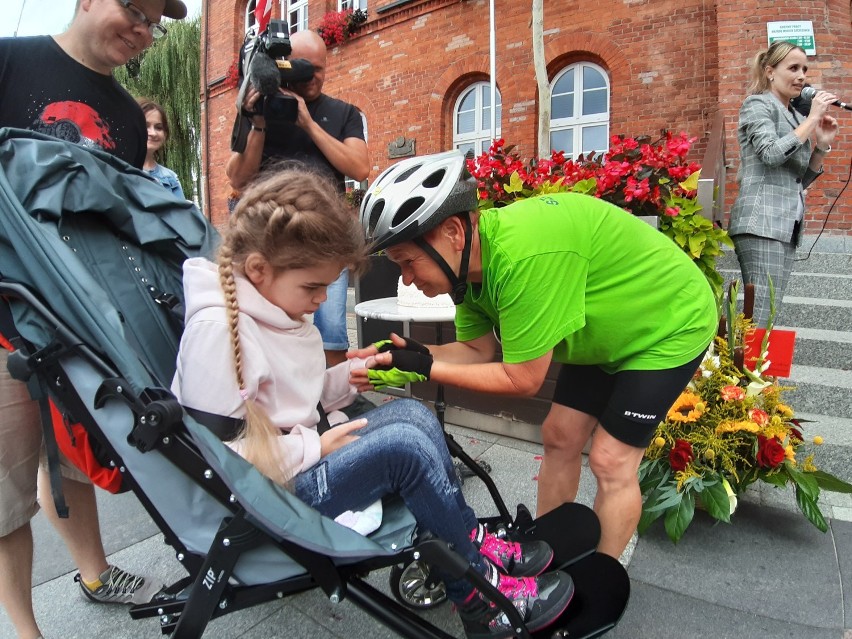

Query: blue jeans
left=292, top=399, right=485, bottom=602
left=313, top=269, right=349, bottom=351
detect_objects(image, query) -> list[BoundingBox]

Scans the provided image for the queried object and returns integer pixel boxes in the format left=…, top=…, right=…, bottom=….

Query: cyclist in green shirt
left=352, top=150, right=716, bottom=559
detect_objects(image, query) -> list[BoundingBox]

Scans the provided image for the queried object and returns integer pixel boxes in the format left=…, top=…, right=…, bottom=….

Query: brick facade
left=200, top=0, right=852, bottom=237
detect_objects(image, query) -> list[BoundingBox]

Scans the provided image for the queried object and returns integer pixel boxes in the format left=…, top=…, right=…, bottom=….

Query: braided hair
left=217, top=164, right=367, bottom=485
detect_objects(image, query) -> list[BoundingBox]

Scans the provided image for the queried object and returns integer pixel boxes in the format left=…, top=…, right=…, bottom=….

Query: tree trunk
left=532, top=0, right=550, bottom=155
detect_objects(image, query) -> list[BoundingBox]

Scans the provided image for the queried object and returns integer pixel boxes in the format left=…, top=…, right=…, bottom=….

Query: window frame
left=452, top=82, right=502, bottom=158
left=283, top=0, right=308, bottom=33
left=338, top=0, right=367, bottom=10
left=548, top=62, right=610, bottom=159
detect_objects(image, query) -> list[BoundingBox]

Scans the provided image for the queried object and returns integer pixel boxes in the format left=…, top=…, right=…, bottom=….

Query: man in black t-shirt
left=0, top=1, right=187, bottom=637
left=227, top=29, right=369, bottom=368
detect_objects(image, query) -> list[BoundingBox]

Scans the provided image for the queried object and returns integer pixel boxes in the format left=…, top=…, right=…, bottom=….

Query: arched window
left=284, top=0, right=308, bottom=32
left=549, top=62, right=609, bottom=158
left=453, top=82, right=502, bottom=158
left=244, top=0, right=257, bottom=33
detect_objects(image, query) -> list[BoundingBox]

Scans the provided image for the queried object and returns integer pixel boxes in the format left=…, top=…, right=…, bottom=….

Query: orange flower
left=720, top=385, right=745, bottom=401
left=748, top=408, right=769, bottom=426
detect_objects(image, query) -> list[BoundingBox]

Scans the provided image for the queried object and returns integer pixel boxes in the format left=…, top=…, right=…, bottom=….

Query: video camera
left=240, top=19, right=315, bottom=123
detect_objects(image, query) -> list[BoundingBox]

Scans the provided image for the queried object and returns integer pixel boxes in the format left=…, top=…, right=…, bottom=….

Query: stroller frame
left=0, top=131, right=628, bottom=639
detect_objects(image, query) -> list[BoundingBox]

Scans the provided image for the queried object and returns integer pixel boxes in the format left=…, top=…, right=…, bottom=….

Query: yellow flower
left=715, top=420, right=760, bottom=435
left=776, top=403, right=794, bottom=417
left=705, top=448, right=716, bottom=460
left=784, top=444, right=796, bottom=465
left=813, top=436, right=824, bottom=445
left=653, top=437, right=666, bottom=447
left=667, top=391, right=705, bottom=423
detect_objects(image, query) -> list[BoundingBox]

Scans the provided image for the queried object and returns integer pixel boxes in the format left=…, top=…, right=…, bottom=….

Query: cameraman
left=226, top=29, right=369, bottom=368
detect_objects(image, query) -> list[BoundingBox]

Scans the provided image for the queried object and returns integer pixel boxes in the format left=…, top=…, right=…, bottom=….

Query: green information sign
left=767, top=21, right=816, bottom=56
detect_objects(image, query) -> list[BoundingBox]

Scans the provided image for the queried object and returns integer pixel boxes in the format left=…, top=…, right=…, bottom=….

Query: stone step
left=783, top=328, right=852, bottom=370
left=717, top=249, right=852, bottom=274
left=794, top=412, right=852, bottom=484
left=774, top=299, right=852, bottom=332
left=779, top=367, right=852, bottom=419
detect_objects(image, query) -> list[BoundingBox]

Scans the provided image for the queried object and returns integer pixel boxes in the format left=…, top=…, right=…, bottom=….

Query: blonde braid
left=217, top=246, right=289, bottom=487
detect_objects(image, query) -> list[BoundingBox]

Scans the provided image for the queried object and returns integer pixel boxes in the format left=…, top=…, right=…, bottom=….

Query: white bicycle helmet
left=360, top=150, right=478, bottom=252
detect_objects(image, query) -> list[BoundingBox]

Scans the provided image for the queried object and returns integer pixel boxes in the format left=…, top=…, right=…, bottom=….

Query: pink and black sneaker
left=470, top=523, right=554, bottom=577
left=457, top=562, right=575, bottom=639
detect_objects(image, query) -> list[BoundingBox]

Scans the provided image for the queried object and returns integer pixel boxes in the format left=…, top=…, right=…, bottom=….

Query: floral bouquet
left=465, top=133, right=733, bottom=301
left=638, top=282, right=852, bottom=543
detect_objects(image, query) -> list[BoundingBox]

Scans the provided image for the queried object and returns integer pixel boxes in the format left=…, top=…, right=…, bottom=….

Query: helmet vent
left=394, top=164, right=422, bottom=183
left=367, top=200, right=385, bottom=235
left=422, top=168, right=446, bottom=189
left=392, top=197, right=425, bottom=227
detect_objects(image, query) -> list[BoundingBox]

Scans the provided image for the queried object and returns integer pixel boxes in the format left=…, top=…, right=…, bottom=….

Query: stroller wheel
left=388, top=560, right=448, bottom=610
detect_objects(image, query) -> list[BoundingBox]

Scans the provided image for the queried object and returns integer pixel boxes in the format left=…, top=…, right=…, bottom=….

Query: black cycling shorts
left=551, top=351, right=707, bottom=448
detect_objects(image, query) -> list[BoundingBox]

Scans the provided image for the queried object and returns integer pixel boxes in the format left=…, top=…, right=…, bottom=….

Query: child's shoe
left=470, top=523, right=553, bottom=577
left=457, top=563, right=574, bottom=639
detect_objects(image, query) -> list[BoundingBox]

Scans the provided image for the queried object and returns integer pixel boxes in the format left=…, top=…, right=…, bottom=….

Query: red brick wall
left=200, top=0, right=851, bottom=238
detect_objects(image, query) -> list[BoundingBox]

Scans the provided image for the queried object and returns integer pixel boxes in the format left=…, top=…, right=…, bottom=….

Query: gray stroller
left=0, top=129, right=629, bottom=638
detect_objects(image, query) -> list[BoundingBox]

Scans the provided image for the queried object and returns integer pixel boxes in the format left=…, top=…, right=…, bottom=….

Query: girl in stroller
left=171, top=166, right=574, bottom=638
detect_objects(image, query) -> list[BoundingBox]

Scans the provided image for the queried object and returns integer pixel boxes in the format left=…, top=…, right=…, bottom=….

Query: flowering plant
left=316, top=8, right=368, bottom=47
left=466, top=133, right=734, bottom=301
left=637, top=282, right=852, bottom=543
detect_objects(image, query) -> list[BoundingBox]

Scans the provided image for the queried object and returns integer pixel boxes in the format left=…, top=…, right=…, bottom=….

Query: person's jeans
left=313, top=269, right=349, bottom=351
left=292, top=399, right=484, bottom=601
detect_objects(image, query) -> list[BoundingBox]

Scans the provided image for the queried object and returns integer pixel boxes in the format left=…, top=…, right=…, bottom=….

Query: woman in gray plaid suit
left=730, top=41, right=838, bottom=327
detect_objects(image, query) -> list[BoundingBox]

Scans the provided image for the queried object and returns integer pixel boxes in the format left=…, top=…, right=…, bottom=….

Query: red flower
left=756, top=435, right=786, bottom=468
left=669, top=439, right=694, bottom=472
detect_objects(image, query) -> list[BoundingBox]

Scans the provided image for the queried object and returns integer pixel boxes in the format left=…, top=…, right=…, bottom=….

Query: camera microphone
left=248, top=50, right=281, bottom=95
left=800, top=86, right=852, bottom=111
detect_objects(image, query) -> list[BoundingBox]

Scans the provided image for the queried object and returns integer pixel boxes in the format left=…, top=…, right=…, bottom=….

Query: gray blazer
left=728, top=92, right=822, bottom=242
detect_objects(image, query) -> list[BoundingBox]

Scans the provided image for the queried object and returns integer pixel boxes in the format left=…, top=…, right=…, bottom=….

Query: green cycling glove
left=372, top=337, right=431, bottom=355
left=367, top=349, right=434, bottom=390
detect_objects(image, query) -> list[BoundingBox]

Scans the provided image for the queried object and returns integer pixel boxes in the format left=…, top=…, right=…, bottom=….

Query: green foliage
left=115, top=15, right=201, bottom=206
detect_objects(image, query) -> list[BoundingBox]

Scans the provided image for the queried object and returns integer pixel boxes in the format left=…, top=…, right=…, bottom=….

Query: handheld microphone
left=800, top=86, right=852, bottom=111
left=248, top=50, right=281, bottom=96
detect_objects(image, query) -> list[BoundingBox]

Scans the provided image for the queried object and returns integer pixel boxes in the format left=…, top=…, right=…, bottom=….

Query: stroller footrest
left=522, top=502, right=602, bottom=569
left=540, top=552, right=630, bottom=639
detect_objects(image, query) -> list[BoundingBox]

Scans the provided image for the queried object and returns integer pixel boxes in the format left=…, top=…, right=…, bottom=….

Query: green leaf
left=664, top=491, right=695, bottom=543
left=678, top=169, right=702, bottom=191
left=638, top=490, right=666, bottom=535
left=810, top=470, right=852, bottom=494
left=788, top=466, right=819, bottom=501
left=504, top=171, right=525, bottom=194
left=795, top=486, right=828, bottom=532
left=761, top=472, right=787, bottom=488
left=645, top=487, right=684, bottom=513
left=699, top=481, right=731, bottom=523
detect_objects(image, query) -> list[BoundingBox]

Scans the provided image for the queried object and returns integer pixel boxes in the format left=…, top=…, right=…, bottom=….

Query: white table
left=354, top=297, right=455, bottom=426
